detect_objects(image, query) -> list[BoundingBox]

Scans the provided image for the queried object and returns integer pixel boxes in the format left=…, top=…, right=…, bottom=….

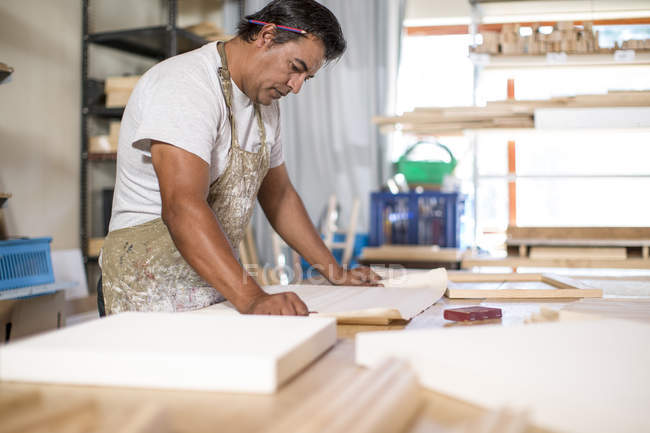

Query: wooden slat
left=447, top=272, right=542, bottom=283
left=462, top=256, right=650, bottom=269
left=361, top=246, right=464, bottom=263
left=446, top=282, right=602, bottom=299
left=529, top=246, right=628, bottom=260
left=264, top=358, right=421, bottom=433
left=507, top=226, right=650, bottom=241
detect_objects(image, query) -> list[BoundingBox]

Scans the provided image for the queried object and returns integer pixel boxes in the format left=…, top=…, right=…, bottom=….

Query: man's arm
left=257, top=164, right=381, bottom=286
left=151, top=141, right=308, bottom=315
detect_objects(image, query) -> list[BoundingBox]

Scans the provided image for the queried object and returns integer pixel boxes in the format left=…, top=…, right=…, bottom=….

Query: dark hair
left=237, top=0, right=346, bottom=62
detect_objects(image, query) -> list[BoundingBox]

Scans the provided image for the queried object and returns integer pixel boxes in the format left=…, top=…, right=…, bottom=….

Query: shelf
left=88, top=26, right=206, bottom=59
left=470, top=51, right=650, bottom=69
left=87, top=152, right=117, bottom=161
left=86, top=106, right=124, bottom=118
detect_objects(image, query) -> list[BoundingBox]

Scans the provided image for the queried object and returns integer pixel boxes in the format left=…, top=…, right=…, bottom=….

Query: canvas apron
left=101, top=42, right=270, bottom=315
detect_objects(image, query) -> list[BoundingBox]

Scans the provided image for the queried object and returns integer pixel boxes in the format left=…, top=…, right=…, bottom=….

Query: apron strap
left=216, top=42, right=267, bottom=152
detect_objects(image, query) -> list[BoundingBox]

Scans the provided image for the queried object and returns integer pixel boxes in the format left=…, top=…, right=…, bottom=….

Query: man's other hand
left=244, top=292, right=309, bottom=316
left=333, top=266, right=382, bottom=286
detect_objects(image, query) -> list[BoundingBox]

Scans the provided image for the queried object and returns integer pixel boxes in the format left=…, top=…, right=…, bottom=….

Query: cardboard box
left=0, top=290, right=66, bottom=343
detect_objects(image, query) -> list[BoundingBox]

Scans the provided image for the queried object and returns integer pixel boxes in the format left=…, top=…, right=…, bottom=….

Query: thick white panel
left=356, top=319, right=650, bottom=433
left=0, top=313, right=336, bottom=394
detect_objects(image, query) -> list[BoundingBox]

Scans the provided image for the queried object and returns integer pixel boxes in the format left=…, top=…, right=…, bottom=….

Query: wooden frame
left=446, top=273, right=603, bottom=298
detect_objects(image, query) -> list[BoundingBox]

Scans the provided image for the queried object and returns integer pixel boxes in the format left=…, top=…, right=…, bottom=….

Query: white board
left=355, top=320, right=650, bottom=433
left=0, top=313, right=336, bottom=394
left=195, top=268, right=448, bottom=324
left=51, top=249, right=89, bottom=300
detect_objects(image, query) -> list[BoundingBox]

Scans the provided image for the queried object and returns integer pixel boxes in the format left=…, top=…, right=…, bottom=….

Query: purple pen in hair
left=248, top=19, right=307, bottom=35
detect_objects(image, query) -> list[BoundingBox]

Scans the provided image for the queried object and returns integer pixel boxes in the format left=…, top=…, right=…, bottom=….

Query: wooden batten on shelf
left=87, top=237, right=105, bottom=258
left=375, top=91, right=650, bottom=135
left=105, top=76, right=140, bottom=108
left=264, top=358, right=421, bottom=433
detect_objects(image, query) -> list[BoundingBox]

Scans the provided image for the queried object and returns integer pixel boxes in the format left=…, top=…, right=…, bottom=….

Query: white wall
left=0, top=0, right=81, bottom=249
left=0, top=0, right=223, bottom=250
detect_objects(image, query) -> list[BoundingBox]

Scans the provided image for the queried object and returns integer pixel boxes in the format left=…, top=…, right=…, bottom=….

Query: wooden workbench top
left=1, top=298, right=573, bottom=432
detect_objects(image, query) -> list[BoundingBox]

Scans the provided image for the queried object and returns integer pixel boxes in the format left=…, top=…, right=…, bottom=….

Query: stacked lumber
left=374, top=90, right=650, bottom=135
left=185, top=22, right=231, bottom=42
left=105, top=75, right=140, bottom=108
left=472, top=21, right=649, bottom=56
left=506, top=226, right=650, bottom=261
left=620, top=39, right=650, bottom=50
left=89, top=121, right=120, bottom=154
left=374, top=106, right=534, bottom=136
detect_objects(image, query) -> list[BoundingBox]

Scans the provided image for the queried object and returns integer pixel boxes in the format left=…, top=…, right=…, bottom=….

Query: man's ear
left=254, top=24, right=278, bottom=48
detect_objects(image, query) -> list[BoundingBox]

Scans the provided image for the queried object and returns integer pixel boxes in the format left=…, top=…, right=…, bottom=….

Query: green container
left=394, top=141, right=457, bottom=185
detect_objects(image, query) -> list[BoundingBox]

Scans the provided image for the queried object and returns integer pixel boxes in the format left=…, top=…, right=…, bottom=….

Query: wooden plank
left=540, top=274, right=600, bottom=291
left=0, top=313, right=336, bottom=393
left=446, top=280, right=602, bottom=299
left=507, top=238, right=650, bottom=247
left=355, top=319, right=650, bottom=433
left=87, top=237, right=104, bottom=258
left=0, top=397, right=97, bottom=433
left=0, top=390, right=40, bottom=417
left=447, top=272, right=541, bottom=283
left=361, top=246, right=464, bottom=263
left=264, top=358, right=421, bottom=433
left=507, top=226, right=650, bottom=241
left=529, top=246, right=627, bottom=260
left=462, top=256, right=650, bottom=269
left=106, top=90, right=132, bottom=108
left=115, top=404, right=169, bottom=433
left=105, top=75, right=140, bottom=93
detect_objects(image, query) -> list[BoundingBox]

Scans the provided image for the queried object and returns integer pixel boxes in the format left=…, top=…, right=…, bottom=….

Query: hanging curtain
left=244, top=0, right=405, bottom=266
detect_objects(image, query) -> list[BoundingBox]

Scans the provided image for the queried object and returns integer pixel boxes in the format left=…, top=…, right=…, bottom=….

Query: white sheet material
left=0, top=313, right=336, bottom=394
left=196, top=268, right=448, bottom=322
left=51, top=249, right=88, bottom=300
left=355, top=319, right=650, bottom=433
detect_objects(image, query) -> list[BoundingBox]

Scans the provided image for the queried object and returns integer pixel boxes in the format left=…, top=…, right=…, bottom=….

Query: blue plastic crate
left=369, top=191, right=465, bottom=247
left=0, top=237, right=54, bottom=291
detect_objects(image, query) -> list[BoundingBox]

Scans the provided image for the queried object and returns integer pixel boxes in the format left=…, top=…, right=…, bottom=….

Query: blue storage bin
left=369, top=191, right=465, bottom=247
left=0, top=237, right=55, bottom=291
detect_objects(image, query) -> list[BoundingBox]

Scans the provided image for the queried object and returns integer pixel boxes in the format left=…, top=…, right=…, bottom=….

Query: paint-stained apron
left=101, top=42, right=270, bottom=314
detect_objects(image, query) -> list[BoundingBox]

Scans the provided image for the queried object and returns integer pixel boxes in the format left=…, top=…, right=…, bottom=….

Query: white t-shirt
left=109, top=41, right=284, bottom=232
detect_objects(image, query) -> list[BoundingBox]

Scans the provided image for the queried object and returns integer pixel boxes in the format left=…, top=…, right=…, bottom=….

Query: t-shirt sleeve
left=269, top=101, right=284, bottom=168
left=132, top=65, right=220, bottom=164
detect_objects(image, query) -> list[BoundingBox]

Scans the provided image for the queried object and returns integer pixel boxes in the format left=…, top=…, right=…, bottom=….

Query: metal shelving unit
left=80, top=0, right=214, bottom=263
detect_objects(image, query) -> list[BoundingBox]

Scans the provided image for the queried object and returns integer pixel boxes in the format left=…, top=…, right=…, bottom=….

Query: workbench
left=2, top=278, right=648, bottom=433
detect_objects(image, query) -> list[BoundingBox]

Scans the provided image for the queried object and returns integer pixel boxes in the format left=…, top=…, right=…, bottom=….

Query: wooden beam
left=507, top=226, right=650, bottom=240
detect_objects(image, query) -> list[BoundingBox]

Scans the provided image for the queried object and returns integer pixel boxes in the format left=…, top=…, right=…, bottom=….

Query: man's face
left=248, top=35, right=326, bottom=106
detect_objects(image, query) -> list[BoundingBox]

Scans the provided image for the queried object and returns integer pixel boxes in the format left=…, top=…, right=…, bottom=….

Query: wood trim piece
left=264, top=358, right=421, bottom=433
left=447, top=272, right=542, bottom=283
left=507, top=226, right=650, bottom=240
left=361, top=246, right=464, bottom=262
left=462, top=257, right=650, bottom=269
left=445, top=273, right=603, bottom=298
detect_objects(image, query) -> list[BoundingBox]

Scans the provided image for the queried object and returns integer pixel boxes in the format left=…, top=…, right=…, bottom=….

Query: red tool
left=444, top=306, right=502, bottom=322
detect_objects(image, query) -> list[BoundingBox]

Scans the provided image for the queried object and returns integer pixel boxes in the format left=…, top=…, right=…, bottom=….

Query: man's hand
left=244, top=292, right=309, bottom=316
left=331, top=266, right=382, bottom=286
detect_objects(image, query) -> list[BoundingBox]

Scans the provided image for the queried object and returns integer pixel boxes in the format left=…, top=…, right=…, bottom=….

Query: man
left=100, top=0, right=381, bottom=316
